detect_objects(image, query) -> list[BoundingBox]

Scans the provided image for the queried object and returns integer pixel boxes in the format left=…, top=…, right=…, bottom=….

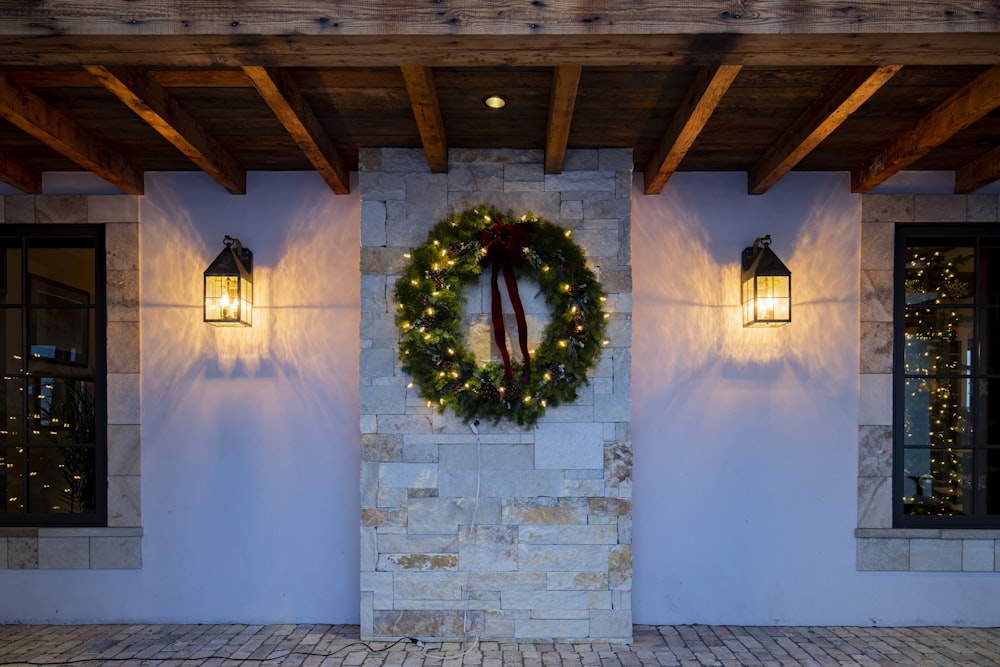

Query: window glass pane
left=27, top=379, right=96, bottom=445
left=0, top=244, right=23, bottom=306
left=985, top=309, right=1000, bottom=374
left=985, top=379, right=1000, bottom=445
left=1, top=447, right=24, bottom=512
left=905, top=243, right=974, bottom=306
left=903, top=308, right=974, bottom=375
left=903, top=377, right=973, bottom=447
left=983, top=243, right=1000, bottom=305
left=0, top=308, right=24, bottom=375
left=902, top=447, right=973, bottom=516
left=26, top=247, right=95, bottom=304
left=27, top=307, right=94, bottom=375
left=988, top=449, right=1000, bottom=516
left=0, top=376, right=23, bottom=446
left=27, top=445, right=96, bottom=514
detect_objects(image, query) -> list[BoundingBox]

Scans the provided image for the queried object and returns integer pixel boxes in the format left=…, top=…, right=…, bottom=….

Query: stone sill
left=856, top=530, right=1000, bottom=572
left=1, top=527, right=143, bottom=570
left=856, top=528, right=1000, bottom=540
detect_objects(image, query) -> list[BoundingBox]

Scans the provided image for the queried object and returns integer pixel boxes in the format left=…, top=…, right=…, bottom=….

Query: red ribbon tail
left=501, top=259, right=531, bottom=382
left=489, top=260, right=514, bottom=380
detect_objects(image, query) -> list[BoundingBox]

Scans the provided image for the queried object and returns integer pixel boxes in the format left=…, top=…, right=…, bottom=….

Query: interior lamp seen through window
left=204, top=235, right=253, bottom=327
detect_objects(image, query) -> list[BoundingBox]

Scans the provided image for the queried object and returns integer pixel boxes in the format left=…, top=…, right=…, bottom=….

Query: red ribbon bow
left=480, top=216, right=533, bottom=381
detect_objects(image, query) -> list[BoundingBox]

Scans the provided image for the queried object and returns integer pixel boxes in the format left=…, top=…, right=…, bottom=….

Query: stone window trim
left=0, top=194, right=141, bottom=570
left=857, top=193, right=1000, bottom=572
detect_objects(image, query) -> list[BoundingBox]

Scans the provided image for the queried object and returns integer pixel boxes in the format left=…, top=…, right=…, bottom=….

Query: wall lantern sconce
left=741, top=234, right=791, bottom=327
left=204, top=235, right=253, bottom=327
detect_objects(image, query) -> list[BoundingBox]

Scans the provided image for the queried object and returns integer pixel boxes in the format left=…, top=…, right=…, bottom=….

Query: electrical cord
left=0, top=636, right=416, bottom=667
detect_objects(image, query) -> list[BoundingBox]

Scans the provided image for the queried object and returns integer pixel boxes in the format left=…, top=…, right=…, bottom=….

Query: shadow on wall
left=631, top=174, right=859, bottom=412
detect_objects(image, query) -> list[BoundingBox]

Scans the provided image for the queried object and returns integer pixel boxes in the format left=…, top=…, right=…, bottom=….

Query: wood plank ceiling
left=0, top=3, right=998, bottom=196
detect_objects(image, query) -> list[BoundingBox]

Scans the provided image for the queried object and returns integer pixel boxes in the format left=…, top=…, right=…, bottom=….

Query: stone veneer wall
left=857, top=193, right=1000, bottom=571
left=359, top=148, right=633, bottom=642
left=0, top=194, right=142, bottom=570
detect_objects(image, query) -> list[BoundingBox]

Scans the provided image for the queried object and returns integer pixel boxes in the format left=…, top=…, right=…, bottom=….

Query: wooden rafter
left=852, top=65, right=1000, bottom=193
left=0, top=147, right=42, bottom=194
left=86, top=65, right=247, bottom=195
left=400, top=66, right=447, bottom=173
left=643, top=65, right=742, bottom=195
left=749, top=65, right=902, bottom=195
left=0, top=71, right=143, bottom=195
left=955, top=146, right=1000, bottom=194
left=242, top=65, right=350, bottom=194
left=545, top=65, right=582, bottom=175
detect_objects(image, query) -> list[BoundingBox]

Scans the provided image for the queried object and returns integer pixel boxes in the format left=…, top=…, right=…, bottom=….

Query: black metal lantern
left=204, top=235, right=253, bottom=327
left=741, top=235, right=791, bottom=327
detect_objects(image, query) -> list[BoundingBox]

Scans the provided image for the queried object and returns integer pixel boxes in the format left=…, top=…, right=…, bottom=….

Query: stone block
left=89, top=195, right=139, bottom=223
left=480, top=469, right=563, bottom=498
left=545, top=172, right=615, bottom=193
left=562, top=478, right=605, bottom=496
left=535, top=422, right=603, bottom=470
left=514, top=618, right=589, bottom=641
left=589, top=609, right=632, bottom=640
left=360, top=526, right=377, bottom=572
left=439, top=443, right=533, bottom=470
left=361, top=434, right=404, bottom=462
left=449, top=164, right=505, bottom=192
left=105, top=222, right=140, bottom=271
left=563, top=150, right=599, bottom=170
left=503, top=498, right=588, bottom=525
left=377, top=487, right=407, bottom=507
left=504, top=589, right=611, bottom=610
left=608, top=545, right=632, bottom=589
left=598, top=149, right=634, bottom=172
left=858, top=426, right=892, bottom=477
left=107, top=475, right=141, bottom=527
left=361, top=383, right=406, bottom=415
left=108, top=424, right=141, bottom=477
left=8, top=536, right=38, bottom=568
left=966, top=195, right=998, bottom=222
left=360, top=200, right=387, bottom=247
left=861, top=194, right=912, bottom=223
left=914, top=195, right=966, bottom=222
left=361, top=508, right=407, bottom=528
left=856, top=538, right=908, bottom=571
left=573, top=228, right=620, bottom=258
left=393, top=572, right=464, bottom=600
left=0, top=537, right=5, bottom=568
left=360, top=571, right=394, bottom=608
left=859, top=270, right=893, bottom=323
left=589, top=498, right=631, bottom=523
left=962, top=540, right=995, bottom=572
left=361, top=274, right=388, bottom=314
left=858, top=374, right=892, bottom=426
left=859, top=321, right=892, bottom=374
left=618, top=515, right=632, bottom=545
left=460, top=525, right=518, bottom=571
left=360, top=246, right=409, bottom=276
left=560, top=200, right=584, bottom=221
left=359, top=171, right=406, bottom=200
left=860, top=222, right=895, bottom=271
left=379, top=462, right=438, bottom=489
left=106, top=270, right=140, bottom=323
left=377, top=553, right=459, bottom=571
left=381, top=148, right=432, bottom=173
left=90, top=536, right=141, bottom=569
left=910, top=538, right=962, bottom=571
left=379, top=534, right=459, bottom=554
left=605, top=442, right=632, bottom=487
left=504, top=163, right=544, bottom=186
left=547, top=571, right=608, bottom=590
left=38, top=537, right=90, bottom=569
left=518, top=544, right=609, bottom=572
left=375, top=413, right=434, bottom=435
left=373, top=609, right=483, bottom=639
left=857, top=475, right=892, bottom=529
left=407, top=497, right=476, bottom=534
left=107, top=373, right=141, bottom=425
left=519, top=525, right=618, bottom=545
left=3, top=196, right=34, bottom=223
left=107, top=321, right=141, bottom=373
left=36, top=195, right=87, bottom=223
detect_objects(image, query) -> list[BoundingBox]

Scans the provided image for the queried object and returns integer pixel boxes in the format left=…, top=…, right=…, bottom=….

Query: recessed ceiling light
left=483, top=95, right=508, bottom=109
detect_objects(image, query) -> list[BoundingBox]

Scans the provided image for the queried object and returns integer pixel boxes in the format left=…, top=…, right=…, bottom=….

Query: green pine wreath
left=394, top=205, right=608, bottom=427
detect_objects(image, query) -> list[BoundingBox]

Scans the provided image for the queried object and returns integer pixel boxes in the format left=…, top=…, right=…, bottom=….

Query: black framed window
left=0, top=226, right=106, bottom=526
left=895, top=224, right=1000, bottom=527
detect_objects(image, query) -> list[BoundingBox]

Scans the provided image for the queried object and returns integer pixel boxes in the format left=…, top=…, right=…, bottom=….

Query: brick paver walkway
left=1, top=624, right=999, bottom=666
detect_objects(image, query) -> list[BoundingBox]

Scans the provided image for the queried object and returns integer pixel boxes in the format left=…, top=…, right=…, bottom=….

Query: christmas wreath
left=394, top=205, right=608, bottom=426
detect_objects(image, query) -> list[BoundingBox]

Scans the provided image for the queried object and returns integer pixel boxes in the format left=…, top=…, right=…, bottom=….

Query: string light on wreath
left=394, top=205, right=608, bottom=427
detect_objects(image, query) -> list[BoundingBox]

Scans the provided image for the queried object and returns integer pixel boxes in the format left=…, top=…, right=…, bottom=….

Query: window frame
left=0, top=224, right=107, bottom=528
left=893, top=223, right=998, bottom=528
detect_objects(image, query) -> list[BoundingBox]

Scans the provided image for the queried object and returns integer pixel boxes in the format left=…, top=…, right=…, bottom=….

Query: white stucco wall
left=1, top=169, right=998, bottom=625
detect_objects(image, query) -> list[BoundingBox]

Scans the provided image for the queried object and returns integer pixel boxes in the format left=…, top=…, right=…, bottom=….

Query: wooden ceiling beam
left=242, top=65, right=350, bottom=194
left=1, top=34, right=997, bottom=69
left=955, top=145, right=1000, bottom=194
left=749, top=64, right=902, bottom=195
left=545, top=65, right=582, bottom=175
left=86, top=65, right=247, bottom=195
left=0, top=71, right=143, bottom=194
left=643, top=64, right=741, bottom=195
left=852, top=65, right=1000, bottom=193
left=400, top=66, right=448, bottom=173
left=0, top=147, right=43, bottom=194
